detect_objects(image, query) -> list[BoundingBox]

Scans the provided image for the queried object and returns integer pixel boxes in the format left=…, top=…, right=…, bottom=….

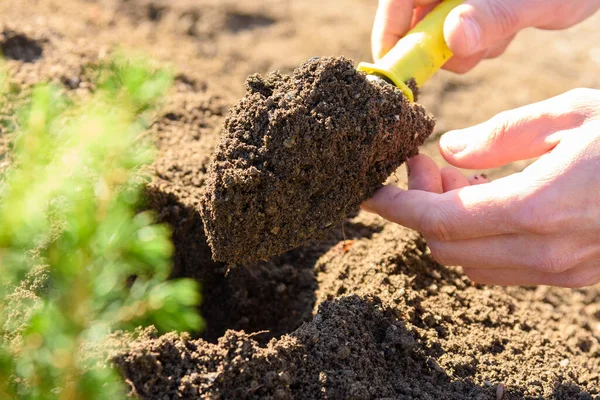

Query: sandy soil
left=1, top=0, right=600, bottom=398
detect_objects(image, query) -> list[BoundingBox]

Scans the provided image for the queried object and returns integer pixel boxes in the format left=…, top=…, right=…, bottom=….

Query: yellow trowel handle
left=358, top=0, right=464, bottom=101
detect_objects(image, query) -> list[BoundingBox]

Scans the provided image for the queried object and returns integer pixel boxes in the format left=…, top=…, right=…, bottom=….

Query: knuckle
left=486, top=111, right=513, bottom=146
left=512, top=191, right=561, bottom=235
left=486, top=0, right=520, bottom=37
left=564, top=88, right=600, bottom=122
left=420, top=209, right=455, bottom=242
left=535, top=249, right=573, bottom=274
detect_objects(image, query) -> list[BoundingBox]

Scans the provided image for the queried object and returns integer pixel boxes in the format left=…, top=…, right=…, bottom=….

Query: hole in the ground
left=1, top=32, right=43, bottom=63
left=225, top=12, right=276, bottom=33
left=144, top=185, right=383, bottom=343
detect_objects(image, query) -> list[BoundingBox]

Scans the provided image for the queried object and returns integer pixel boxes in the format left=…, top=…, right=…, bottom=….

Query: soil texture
left=201, top=57, right=434, bottom=263
left=2, top=0, right=600, bottom=399
left=112, top=222, right=600, bottom=399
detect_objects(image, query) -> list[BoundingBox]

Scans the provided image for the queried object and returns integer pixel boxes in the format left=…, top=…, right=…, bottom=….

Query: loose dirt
left=2, top=0, right=600, bottom=399
left=200, top=57, right=434, bottom=263
left=112, top=221, right=600, bottom=399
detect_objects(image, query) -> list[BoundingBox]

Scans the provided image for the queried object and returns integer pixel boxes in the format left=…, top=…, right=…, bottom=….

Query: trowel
left=358, top=0, right=463, bottom=101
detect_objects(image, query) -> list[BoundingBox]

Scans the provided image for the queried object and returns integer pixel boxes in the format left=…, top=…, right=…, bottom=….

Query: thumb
left=439, top=90, right=591, bottom=169
left=443, top=0, right=562, bottom=57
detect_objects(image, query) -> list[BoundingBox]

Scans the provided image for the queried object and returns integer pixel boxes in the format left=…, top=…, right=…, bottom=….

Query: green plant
left=0, top=58, right=203, bottom=399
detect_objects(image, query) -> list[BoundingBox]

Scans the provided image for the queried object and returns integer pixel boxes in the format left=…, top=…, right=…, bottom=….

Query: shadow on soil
left=115, top=294, right=598, bottom=399
left=144, top=186, right=382, bottom=343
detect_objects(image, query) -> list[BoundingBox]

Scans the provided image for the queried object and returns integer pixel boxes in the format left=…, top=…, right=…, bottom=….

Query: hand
left=372, top=0, right=600, bottom=72
left=362, top=88, right=600, bottom=287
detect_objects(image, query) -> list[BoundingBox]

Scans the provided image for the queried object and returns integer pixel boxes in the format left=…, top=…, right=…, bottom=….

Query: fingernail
left=460, top=15, right=481, bottom=54
left=440, top=131, right=467, bottom=156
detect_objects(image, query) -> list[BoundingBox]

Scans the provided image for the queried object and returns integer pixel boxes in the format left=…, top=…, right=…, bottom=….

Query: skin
left=372, top=0, right=600, bottom=71
left=363, top=0, right=600, bottom=287
left=364, top=89, right=600, bottom=287
left=365, top=0, right=600, bottom=287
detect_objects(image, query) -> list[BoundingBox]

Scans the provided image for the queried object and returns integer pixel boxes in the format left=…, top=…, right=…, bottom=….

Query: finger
left=441, top=35, right=513, bottom=73
left=372, top=0, right=414, bottom=61
left=443, top=0, right=565, bottom=58
left=483, top=35, right=515, bottom=59
left=464, top=260, right=600, bottom=288
left=412, top=2, right=440, bottom=27
left=428, top=232, right=592, bottom=272
left=439, top=91, right=590, bottom=169
left=440, top=166, right=469, bottom=191
left=372, top=0, right=441, bottom=61
left=467, top=173, right=489, bottom=185
left=407, top=154, right=442, bottom=193
left=362, top=174, right=526, bottom=241
left=441, top=51, right=486, bottom=74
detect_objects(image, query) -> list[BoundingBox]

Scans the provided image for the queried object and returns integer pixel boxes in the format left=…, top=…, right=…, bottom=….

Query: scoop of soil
left=200, top=56, right=434, bottom=263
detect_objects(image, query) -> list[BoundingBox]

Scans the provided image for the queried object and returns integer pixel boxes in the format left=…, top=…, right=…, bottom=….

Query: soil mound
left=114, top=222, right=600, bottom=399
left=200, top=57, right=435, bottom=263
left=114, top=295, right=480, bottom=400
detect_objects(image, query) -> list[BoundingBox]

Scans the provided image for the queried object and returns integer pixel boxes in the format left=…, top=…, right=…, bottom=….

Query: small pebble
left=278, top=371, right=291, bottom=385
left=496, top=382, right=505, bottom=400
left=337, top=346, right=351, bottom=359
left=273, top=388, right=287, bottom=400
left=275, top=283, right=286, bottom=293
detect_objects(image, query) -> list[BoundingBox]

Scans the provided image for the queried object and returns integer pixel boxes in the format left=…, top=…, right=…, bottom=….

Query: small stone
left=276, top=283, right=286, bottom=293
left=273, top=388, right=287, bottom=400
left=559, top=358, right=569, bottom=367
left=429, top=269, right=442, bottom=279
left=496, top=382, right=505, bottom=400
left=337, top=346, right=351, bottom=359
left=264, top=371, right=278, bottom=388
left=279, top=371, right=291, bottom=385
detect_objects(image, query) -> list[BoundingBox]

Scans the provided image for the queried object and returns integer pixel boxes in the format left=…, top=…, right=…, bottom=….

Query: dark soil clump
left=200, top=56, right=435, bottom=263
